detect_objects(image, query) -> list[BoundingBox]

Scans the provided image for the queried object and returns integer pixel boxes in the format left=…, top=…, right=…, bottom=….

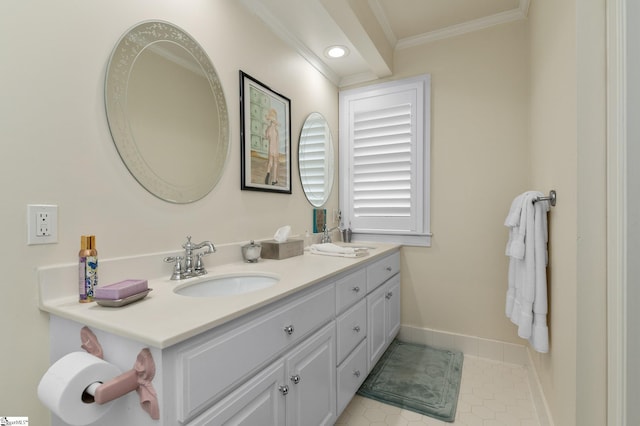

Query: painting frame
left=239, top=71, right=292, bottom=194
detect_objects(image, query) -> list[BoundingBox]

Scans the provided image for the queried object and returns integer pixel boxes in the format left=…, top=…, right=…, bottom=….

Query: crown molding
left=397, top=1, right=529, bottom=50
left=368, top=0, right=397, bottom=48
left=240, top=0, right=341, bottom=86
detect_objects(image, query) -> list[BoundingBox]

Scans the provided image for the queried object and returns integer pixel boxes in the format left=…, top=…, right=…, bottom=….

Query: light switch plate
left=27, top=204, right=58, bottom=245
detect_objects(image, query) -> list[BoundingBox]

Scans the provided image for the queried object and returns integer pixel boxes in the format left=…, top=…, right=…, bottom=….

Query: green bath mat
left=357, top=340, right=464, bottom=422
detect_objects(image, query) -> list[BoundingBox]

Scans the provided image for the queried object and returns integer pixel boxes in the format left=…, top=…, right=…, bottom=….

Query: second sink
left=174, top=273, right=280, bottom=297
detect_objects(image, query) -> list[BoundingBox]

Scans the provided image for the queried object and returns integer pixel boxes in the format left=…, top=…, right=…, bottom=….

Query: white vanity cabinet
left=189, top=322, right=336, bottom=426
left=40, top=245, right=401, bottom=426
left=171, top=283, right=336, bottom=425
left=284, top=321, right=336, bottom=426
left=366, top=253, right=401, bottom=369
left=187, top=359, right=286, bottom=425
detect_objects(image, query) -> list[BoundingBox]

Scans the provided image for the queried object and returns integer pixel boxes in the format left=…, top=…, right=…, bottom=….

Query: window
left=339, top=74, right=431, bottom=246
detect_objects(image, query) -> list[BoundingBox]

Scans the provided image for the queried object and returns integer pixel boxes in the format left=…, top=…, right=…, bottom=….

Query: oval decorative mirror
left=105, top=21, right=229, bottom=203
left=298, top=113, right=334, bottom=207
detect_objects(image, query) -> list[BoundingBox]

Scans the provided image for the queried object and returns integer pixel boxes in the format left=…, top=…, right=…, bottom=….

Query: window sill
left=350, top=232, right=432, bottom=247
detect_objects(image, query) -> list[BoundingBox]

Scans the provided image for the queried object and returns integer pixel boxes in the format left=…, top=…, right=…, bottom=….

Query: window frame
left=339, top=74, right=431, bottom=247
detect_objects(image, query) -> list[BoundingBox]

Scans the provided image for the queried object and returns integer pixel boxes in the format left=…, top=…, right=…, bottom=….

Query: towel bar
left=533, top=190, right=556, bottom=206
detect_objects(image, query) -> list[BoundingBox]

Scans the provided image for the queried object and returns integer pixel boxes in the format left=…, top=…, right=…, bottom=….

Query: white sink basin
left=174, top=273, right=279, bottom=297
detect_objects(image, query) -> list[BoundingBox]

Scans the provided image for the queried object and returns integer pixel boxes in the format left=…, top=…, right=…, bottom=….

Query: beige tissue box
left=260, top=239, right=304, bottom=260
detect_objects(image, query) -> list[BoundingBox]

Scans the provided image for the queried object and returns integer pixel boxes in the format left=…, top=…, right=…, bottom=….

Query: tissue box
left=94, top=279, right=148, bottom=300
left=260, top=239, right=304, bottom=260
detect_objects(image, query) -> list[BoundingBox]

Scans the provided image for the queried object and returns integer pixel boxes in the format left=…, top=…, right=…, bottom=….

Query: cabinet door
left=367, top=283, right=388, bottom=369
left=189, top=361, right=286, bottom=426
left=385, top=274, right=401, bottom=343
left=336, top=339, right=368, bottom=415
left=286, top=322, right=336, bottom=426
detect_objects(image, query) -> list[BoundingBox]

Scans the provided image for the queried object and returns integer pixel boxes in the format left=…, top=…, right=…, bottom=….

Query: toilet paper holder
left=80, top=327, right=159, bottom=420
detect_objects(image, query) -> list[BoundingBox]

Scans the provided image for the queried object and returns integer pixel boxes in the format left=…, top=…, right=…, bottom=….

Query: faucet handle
left=163, top=256, right=184, bottom=280
left=194, top=253, right=207, bottom=276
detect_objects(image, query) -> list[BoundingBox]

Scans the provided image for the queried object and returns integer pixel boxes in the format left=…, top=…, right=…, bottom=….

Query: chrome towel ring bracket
left=533, top=190, right=557, bottom=207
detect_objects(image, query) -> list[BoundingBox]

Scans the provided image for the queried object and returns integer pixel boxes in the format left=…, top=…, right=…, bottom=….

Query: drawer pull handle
left=290, top=374, right=301, bottom=384
left=385, top=266, right=392, bottom=272
left=284, top=325, right=295, bottom=335
left=353, top=370, right=361, bottom=378
left=352, top=286, right=360, bottom=293
left=386, top=291, right=393, bottom=299
left=279, top=385, right=289, bottom=396
left=353, top=325, right=361, bottom=333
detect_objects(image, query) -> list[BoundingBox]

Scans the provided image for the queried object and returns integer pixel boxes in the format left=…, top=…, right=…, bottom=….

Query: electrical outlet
left=37, top=211, right=51, bottom=236
left=27, top=204, right=58, bottom=245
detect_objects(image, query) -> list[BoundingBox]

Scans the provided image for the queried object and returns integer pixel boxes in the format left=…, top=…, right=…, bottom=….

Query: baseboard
left=398, top=324, right=527, bottom=364
left=398, top=325, right=554, bottom=425
left=525, top=349, right=554, bottom=426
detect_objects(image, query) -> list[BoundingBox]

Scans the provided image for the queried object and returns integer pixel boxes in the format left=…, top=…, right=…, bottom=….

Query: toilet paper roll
left=38, top=351, right=121, bottom=426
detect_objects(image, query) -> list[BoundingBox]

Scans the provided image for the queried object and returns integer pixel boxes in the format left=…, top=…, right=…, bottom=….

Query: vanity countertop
left=38, top=243, right=399, bottom=349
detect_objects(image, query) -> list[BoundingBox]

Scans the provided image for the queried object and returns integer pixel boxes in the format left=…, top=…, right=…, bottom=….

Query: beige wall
left=392, top=21, right=530, bottom=343
left=528, top=0, right=579, bottom=424
left=528, top=0, right=608, bottom=425
left=390, top=1, right=608, bottom=424
left=1, top=1, right=609, bottom=424
left=0, top=1, right=338, bottom=423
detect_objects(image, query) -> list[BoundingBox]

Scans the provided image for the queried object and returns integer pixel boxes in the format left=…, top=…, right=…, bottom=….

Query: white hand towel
left=529, top=198, right=550, bottom=353
left=505, top=191, right=549, bottom=353
left=308, top=243, right=369, bottom=258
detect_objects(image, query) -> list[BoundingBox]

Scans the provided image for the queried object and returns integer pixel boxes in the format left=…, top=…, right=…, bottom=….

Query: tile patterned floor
left=335, top=356, right=540, bottom=426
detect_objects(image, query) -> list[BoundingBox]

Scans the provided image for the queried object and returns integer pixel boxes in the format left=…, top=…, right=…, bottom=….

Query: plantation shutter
left=348, top=90, right=420, bottom=233
left=339, top=74, right=430, bottom=246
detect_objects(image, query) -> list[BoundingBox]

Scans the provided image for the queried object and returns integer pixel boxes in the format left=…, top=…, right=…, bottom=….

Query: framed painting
left=240, top=71, right=292, bottom=193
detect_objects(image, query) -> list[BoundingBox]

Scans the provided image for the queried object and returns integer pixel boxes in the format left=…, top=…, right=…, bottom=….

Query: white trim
left=351, top=232, right=432, bottom=247
left=239, top=0, right=341, bottom=86
left=526, top=350, right=554, bottom=426
left=607, top=0, right=627, bottom=424
left=367, top=0, right=397, bottom=48
left=396, top=0, right=530, bottom=50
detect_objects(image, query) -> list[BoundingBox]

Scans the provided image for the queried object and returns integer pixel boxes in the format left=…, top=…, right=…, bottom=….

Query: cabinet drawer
left=336, top=339, right=368, bottom=415
left=177, top=284, right=335, bottom=422
left=366, top=251, right=400, bottom=293
left=336, top=299, right=366, bottom=364
left=335, top=268, right=366, bottom=314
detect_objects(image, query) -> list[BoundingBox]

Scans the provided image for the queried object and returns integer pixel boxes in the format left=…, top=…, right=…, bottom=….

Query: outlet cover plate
left=27, top=204, right=58, bottom=245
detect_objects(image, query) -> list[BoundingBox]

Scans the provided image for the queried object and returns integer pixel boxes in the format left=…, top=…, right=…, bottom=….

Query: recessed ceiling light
left=325, top=45, right=349, bottom=58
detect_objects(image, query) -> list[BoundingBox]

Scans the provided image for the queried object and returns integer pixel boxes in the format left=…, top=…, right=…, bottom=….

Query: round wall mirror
left=298, top=113, right=334, bottom=207
left=105, top=21, right=229, bottom=203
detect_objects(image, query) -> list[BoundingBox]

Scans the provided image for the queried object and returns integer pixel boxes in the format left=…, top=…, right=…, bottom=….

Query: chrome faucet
left=164, top=236, right=216, bottom=280
left=321, top=224, right=339, bottom=244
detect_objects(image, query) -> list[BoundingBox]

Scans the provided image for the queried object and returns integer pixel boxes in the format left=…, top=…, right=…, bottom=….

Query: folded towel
left=308, top=243, right=369, bottom=258
left=504, top=193, right=524, bottom=227
left=505, top=191, right=549, bottom=353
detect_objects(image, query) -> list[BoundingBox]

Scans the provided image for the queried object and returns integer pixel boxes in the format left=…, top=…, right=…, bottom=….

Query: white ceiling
left=240, top=0, right=529, bottom=87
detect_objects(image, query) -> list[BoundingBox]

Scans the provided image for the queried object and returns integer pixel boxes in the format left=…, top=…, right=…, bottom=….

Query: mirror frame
left=105, top=20, right=230, bottom=203
left=298, top=112, right=334, bottom=207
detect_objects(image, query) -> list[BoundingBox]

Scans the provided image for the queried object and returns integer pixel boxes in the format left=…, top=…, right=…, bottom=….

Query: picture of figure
left=264, top=108, right=279, bottom=185
left=240, top=71, right=291, bottom=193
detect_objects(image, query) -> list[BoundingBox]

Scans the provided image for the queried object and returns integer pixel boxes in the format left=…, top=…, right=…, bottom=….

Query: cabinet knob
left=353, top=370, right=361, bottom=378
left=386, top=291, right=393, bottom=299
left=352, top=286, right=360, bottom=293
left=385, top=266, right=392, bottom=272
left=353, top=325, right=361, bottom=333
left=279, top=385, right=289, bottom=396
left=283, top=325, right=295, bottom=335
left=290, top=374, right=301, bottom=384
